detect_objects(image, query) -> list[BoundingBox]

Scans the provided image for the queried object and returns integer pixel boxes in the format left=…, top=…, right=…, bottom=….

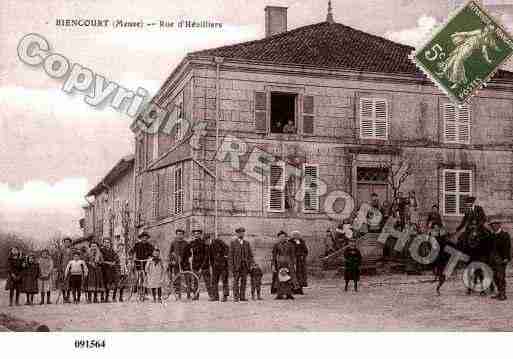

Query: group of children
left=5, top=247, right=54, bottom=306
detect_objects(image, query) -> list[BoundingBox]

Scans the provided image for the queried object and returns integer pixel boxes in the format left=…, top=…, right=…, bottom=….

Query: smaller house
left=83, top=155, right=135, bottom=249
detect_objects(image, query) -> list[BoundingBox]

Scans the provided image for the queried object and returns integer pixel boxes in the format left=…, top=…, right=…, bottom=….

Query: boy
left=38, top=249, right=54, bottom=304
left=250, top=263, right=263, bottom=300
left=65, top=251, right=88, bottom=304
left=343, top=239, right=362, bottom=292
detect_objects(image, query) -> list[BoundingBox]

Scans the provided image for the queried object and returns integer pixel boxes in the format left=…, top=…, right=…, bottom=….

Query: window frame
left=359, top=97, right=389, bottom=140
left=442, top=169, right=473, bottom=217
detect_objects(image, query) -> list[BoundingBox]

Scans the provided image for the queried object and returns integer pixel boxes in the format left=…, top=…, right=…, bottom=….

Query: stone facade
left=129, top=58, right=513, bottom=264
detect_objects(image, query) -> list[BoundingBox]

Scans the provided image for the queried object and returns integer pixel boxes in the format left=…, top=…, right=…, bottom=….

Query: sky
left=0, top=0, right=511, bottom=241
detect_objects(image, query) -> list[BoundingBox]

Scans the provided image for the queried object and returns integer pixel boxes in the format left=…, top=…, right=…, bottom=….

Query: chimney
left=265, top=6, right=287, bottom=37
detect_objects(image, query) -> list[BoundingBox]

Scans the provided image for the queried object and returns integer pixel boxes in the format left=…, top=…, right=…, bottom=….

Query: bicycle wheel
left=172, top=271, right=200, bottom=300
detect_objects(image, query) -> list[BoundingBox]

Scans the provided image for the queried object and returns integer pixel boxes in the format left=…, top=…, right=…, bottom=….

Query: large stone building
left=126, top=5, right=513, bottom=261
left=82, top=155, right=135, bottom=249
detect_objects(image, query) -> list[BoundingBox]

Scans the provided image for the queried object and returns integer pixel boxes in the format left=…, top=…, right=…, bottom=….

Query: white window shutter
left=444, top=170, right=457, bottom=215
left=303, top=165, right=319, bottom=211
left=269, top=163, right=285, bottom=211
left=174, top=166, right=183, bottom=215
left=374, top=100, right=388, bottom=140
left=443, top=104, right=457, bottom=143
left=443, top=169, right=473, bottom=216
left=458, top=105, right=471, bottom=144
left=360, top=98, right=388, bottom=139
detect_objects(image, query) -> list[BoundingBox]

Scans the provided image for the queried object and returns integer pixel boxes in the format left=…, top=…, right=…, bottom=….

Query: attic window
left=271, top=92, right=296, bottom=134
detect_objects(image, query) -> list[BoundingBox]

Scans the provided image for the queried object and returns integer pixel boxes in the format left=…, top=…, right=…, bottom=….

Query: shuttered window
left=268, top=162, right=285, bottom=212
left=443, top=103, right=471, bottom=144
left=174, top=165, right=184, bottom=215
left=360, top=98, right=388, bottom=140
left=157, top=172, right=168, bottom=219
left=152, top=173, right=159, bottom=219
left=255, top=91, right=267, bottom=133
left=443, top=169, right=472, bottom=216
left=303, top=164, right=319, bottom=212
left=303, top=95, right=315, bottom=134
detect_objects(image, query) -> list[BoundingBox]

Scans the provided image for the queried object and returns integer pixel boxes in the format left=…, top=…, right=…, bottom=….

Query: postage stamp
left=411, top=0, right=513, bottom=105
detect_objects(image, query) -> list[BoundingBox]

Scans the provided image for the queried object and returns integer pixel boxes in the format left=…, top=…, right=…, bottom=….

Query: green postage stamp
left=411, top=0, right=513, bottom=105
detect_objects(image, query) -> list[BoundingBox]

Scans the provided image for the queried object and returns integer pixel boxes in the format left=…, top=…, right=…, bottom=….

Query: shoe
left=466, top=288, right=472, bottom=295
left=286, top=295, right=295, bottom=300
left=479, top=291, right=487, bottom=297
left=209, top=297, right=219, bottom=302
left=221, top=296, right=228, bottom=302
left=240, top=298, right=248, bottom=301
left=491, top=294, right=501, bottom=299
left=498, top=295, right=507, bottom=301
left=119, top=298, right=124, bottom=302
left=275, top=296, right=283, bottom=300
left=233, top=298, right=239, bottom=302
left=40, top=301, right=44, bottom=305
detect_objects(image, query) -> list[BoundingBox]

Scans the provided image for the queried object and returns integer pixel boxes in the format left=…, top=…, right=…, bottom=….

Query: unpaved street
left=1, top=274, right=513, bottom=331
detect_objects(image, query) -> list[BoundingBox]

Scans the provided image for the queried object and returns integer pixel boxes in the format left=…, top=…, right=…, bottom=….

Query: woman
left=113, top=242, right=128, bottom=302
left=271, top=231, right=298, bottom=299
left=407, top=191, right=419, bottom=226
left=5, top=247, right=24, bottom=306
left=290, top=230, right=308, bottom=295
left=21, top=254, right=40, bottom=305
left=84, top=242, right=104, bottom=303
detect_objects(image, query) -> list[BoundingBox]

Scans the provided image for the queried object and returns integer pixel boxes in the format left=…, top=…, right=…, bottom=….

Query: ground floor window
left=356, top=166, right=389, bottom=207
left=443, top=169, right=472, bottom=216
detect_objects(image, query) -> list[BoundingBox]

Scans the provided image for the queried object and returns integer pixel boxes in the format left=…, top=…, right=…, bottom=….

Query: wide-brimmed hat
left=138, top=231, right=150, bottom=239
left=175, top=229, right=185, bottom=234
left=235, top=227, right=245, bottom=233
left=277, top=230, right=287, bottom=237
left=191, top=229, right=203, bottom=234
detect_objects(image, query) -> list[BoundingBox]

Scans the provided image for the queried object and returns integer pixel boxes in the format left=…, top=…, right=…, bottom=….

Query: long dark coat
left=209, top=239, right=229, bottom=271
left=85, top=249, right=104, bottom=292
left=56, top=247, right=74, bottom=290
left=5, top=254, right=24, bottom=291
left=189, top=239, right=210, bottom=271
left=22, top=261, right=40, bottom=294
left=290, top=237, right=308, bottom=287
left=100, top=247, right=120, bottom=289
left=343, top=247, right=362, bottom=281
left=271, top=239, right=298, bottom=294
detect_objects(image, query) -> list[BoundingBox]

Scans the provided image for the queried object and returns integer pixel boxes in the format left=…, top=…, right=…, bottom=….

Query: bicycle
left=127, top=259, right=150, bottom=302
left=163, top=258, right=200, bottom=301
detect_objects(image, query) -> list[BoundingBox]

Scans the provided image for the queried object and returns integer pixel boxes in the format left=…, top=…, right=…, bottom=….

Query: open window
left=270, top=92, right=297, bottom=134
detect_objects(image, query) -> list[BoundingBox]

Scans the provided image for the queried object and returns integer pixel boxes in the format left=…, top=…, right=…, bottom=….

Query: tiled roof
left=87, top=155, right=134, bottom=197
left=189, top=21, right=513, bottom=80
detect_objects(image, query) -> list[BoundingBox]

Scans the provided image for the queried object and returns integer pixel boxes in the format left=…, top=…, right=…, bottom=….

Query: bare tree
left=380, top=155, right=414, bottom=202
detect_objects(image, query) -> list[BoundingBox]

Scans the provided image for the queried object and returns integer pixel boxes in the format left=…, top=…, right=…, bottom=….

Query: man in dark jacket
left=188, top=229, right=212, bottom=300
left=168, top=229, right=191, bottom=299
left=290, top=230, right=308, bottom=295
left=229, top=227, right=254, bottom=302
left=209, top=235, right=230, bottom=301
left=131, top=231, right=154, bottom=271
left=489, top=217, right=511, bottom=301
left=100, top=238, right=120, bottom=302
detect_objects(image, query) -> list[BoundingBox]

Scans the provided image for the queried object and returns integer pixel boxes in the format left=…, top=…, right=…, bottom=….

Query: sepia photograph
left=1, top=0, right=513, bottom=345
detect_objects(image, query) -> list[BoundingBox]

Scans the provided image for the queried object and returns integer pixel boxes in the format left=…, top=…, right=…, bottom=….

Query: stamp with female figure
left=411, top=0, right=513, bottom=104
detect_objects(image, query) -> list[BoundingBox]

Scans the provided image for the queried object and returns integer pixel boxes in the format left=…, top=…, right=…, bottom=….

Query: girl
left=84, top=242, right=104, bottom=303
left=38, top=249, right=54, bottom=305
left=145, top=248, right=165, bottom=302
left=6, top=247, right=24, bottom=306
left=22, top=254, right=40, bottom=305
left=343, top=238, right=362, bottom=292
left=65, top=251, right=88, bottom=304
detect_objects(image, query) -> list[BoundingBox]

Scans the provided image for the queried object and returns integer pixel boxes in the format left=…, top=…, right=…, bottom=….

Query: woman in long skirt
left=84, top=242, right=104, bottom=303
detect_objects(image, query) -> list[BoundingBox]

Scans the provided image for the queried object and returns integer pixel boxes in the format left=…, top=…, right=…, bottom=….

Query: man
left=426, top=204, right=443, bottom=229
left=489, top=217, right=511, bottom=301
left=100, top=238, right=120, bottom=303
left=188, top=229, right=212, bottom=300
left=229, top=227, right=254, bottom=302
left=56, top=237, right=74, bottom=303
left=209, top=234, right=230, bottom=301
left=271, top=231, right=298, bottom=299
left=130, top=231, right=154, bottom=300
left=368, top=193, right=384, bottom=233
left=168, top=229, right=191, bottom=299
left=282, top=120, right=296, bottom=134
left=290, top=230, right=308, bottom=295
left=131, top=231, right=155, bottom=271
